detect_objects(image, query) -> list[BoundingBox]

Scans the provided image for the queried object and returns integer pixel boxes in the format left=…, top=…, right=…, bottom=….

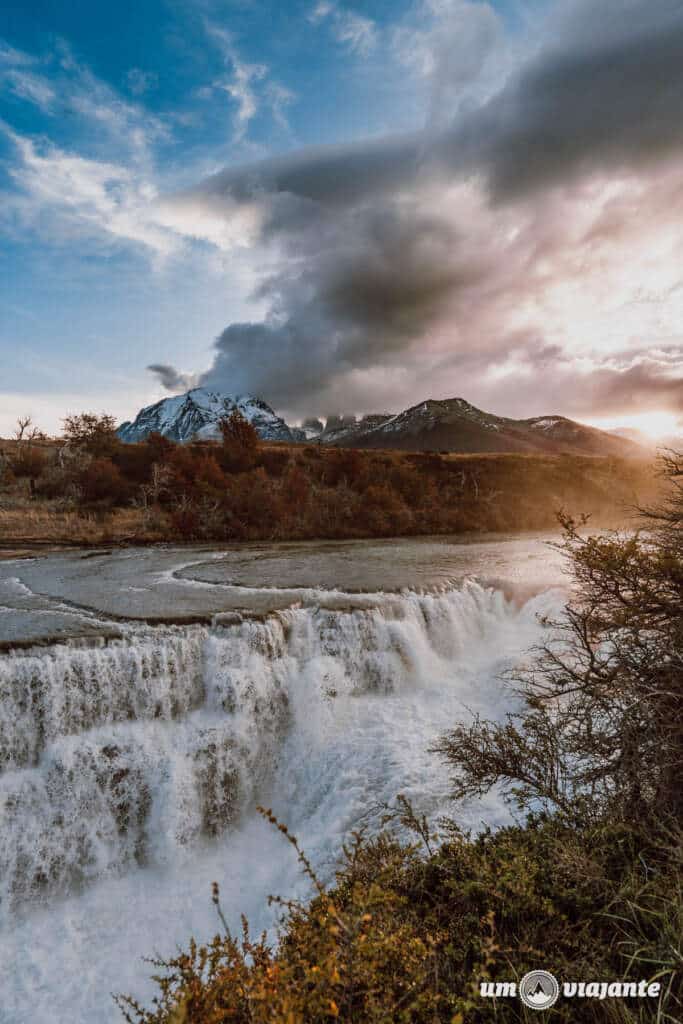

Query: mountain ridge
left=321, top=398, right=643, bottom=457
left=118, top=389, right=644, bottom=457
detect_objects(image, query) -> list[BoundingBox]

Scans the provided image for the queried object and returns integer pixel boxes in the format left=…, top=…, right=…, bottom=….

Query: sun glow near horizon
left=588, top=411, right=682, bottom=441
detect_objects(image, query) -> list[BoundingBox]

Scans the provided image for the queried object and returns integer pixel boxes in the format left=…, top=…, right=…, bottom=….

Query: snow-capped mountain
left=118, top=389, right=646, bottom=457
left=117, top=388, right=294, bottom=443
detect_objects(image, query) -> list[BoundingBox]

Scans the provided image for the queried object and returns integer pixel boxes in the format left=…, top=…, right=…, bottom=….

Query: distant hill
left=119, top=389, right=645, bottom=457
left=322, top=398, right=644, bottom=457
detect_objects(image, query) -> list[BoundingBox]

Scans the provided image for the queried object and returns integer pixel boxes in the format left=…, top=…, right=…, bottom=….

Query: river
left=0, top=535, right=568, bottom=1023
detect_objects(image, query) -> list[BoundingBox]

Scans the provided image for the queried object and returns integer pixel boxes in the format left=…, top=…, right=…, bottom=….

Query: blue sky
left=0, top=0, right=539, bottom=430
left=1, top=0, right=682, bottom=437
left=0, top=0, right=447, bottom=432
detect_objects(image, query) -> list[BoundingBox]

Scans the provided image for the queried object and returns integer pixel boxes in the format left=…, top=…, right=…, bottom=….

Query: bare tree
left=14, top=416, right=33, bottom=441
left=138, top=462, right=172, bottom=508
left=436, top=454, right=683, bottom=827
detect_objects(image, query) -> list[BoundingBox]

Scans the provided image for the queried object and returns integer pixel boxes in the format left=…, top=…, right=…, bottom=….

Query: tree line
left=1, top=410, right=660, bottom=543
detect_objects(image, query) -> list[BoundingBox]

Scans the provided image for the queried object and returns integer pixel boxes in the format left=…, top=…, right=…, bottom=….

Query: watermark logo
left=480, top=975, right=661, bottom=1007
left=519, top=971, right=560, bottom=1011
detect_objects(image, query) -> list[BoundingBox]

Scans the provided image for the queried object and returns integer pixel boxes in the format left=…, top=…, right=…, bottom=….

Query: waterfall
left=0, top=580, right=563, bottom=1023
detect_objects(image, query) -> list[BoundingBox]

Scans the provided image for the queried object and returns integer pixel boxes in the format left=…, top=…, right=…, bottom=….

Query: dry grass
left=0, top=435, right=663, bottom=553
left=0, top=504, right=159, bottom=551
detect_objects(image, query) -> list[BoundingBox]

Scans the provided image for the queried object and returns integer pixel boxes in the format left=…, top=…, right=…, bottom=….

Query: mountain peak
left=118, top=388, right=293, bottom=443
left=118, top=388, right=646, bottom=457
left=332, top=397, right=644, bottom=456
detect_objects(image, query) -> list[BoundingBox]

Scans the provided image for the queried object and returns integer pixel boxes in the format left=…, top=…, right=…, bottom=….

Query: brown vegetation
left=0, top=411, right=662, bottom=551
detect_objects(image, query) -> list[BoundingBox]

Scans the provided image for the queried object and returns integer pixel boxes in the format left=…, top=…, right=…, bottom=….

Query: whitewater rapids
left=0, top=562, right=564, bottom=1023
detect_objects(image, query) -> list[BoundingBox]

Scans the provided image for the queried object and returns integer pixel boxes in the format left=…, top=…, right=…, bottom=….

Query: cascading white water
left=0, top=580, right=563, bottom=1024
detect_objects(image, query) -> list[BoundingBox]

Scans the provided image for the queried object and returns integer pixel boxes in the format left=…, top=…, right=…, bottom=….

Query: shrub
left=170, top=498, right=202, bottom=540
left=166, top=445, right=200, bottom=490
left=145, top=432, right=175, bottom=462
left=33, top=464, right=76, bottom=500
left=63, top=412, right=119, bottom=457
left=361, top=483, right=411, bottom=535
left=219, top=411, right=259, bottom=473
left=118, top=809, right=682, bottom=1024
left=321, top=450, right=365, bottom=489
left=9, top=447, right=47, bottom=479
left=112, top=444, right=156, bottom=485
left=79, top=458, right=129, bottom=505
left=258, top=447, right=291, bottom=477
left=165, top=448, right=228, bottom=502
left=437, top=507, right=683, bottom=825
left=280, top=462, right=312, bottom=507
left=311, top=483, right=362, bottom=536
left=194, top=454, right=228, bottom=494
left=224, top=468, right=283, bottom=535
left=388, top=465, right=424, bottom=505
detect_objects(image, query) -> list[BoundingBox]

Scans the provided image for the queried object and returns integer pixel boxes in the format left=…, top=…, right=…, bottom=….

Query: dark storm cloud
left=197, top=134, right=421, bottom=212
left=147, top=363, right=197, bottom=392
left=197, top=187, right=531, bottom=412
left=163, top=0, right=683, bottom=416
left=319, top=209, right=476, bottom=336
left=203, top=205, right=479, bottom=406
left=464, top=0, right=683, bottom=200
left=593, top=361, right=683, bottom=415
left=192, top=0, right=683, bottom=217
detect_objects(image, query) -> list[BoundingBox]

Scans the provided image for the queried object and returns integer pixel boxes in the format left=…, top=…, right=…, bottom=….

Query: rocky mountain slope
left=119, top=389, right=644, bottom=457
left=117, top=388, right=295, bottom=443
left=326, top=398, right=643, bottom=457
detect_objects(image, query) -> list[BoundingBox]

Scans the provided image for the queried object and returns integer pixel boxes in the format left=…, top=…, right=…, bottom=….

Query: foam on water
left=0, top=581, right=564, bottom=1024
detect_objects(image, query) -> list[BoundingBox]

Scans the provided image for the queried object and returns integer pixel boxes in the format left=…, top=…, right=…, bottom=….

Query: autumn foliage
left=0, top=409, right=661, bottom=545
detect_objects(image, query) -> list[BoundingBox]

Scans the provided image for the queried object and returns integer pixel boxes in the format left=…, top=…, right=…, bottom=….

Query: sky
left=1, top=0, right=682, bottom=437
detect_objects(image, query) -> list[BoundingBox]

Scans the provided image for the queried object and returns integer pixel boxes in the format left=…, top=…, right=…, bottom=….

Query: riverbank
left=0, top=534, right=566, bottom=648
left=0, top=443, right=661, bottom=552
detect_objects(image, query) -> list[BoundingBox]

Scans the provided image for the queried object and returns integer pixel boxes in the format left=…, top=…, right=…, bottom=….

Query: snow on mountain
left=373, top=398, right=505, bottom=436
left=340, top=398, right=511, bottom=448
left=522, top=415, right=642, bottom=455
left=300, top=417, right=325, bottom=441
left=332, top=399, right=644, bottom=456
left=527, top=417, right=564, bottom=431
left=117, top=388, right=294, bottom=443
left=118, top=388, right=647, bottom=456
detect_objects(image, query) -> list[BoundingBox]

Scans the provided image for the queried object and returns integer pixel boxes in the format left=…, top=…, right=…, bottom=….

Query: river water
left=0, top=535, right=568, bottom=1023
